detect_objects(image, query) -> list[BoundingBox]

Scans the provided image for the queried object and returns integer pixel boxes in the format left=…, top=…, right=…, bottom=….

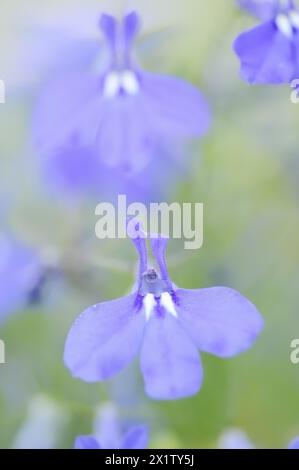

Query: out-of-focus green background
left=1, top=0, right=299, bottom=449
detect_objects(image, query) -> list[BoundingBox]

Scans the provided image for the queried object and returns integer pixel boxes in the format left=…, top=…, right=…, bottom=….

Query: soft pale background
left=0, top=0, right=299, bottom=449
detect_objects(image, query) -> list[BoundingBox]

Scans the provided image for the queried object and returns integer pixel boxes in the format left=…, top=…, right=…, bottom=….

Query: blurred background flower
left=0, top=231, right=42, bottom=324
left=12, top=394, right=69, bottom=449
left=234, top=0, right=299, bottom=84
left=75, top=402, right=148, bottom=449
left=218, top=427, right=255, bottom=449
left=218, top=426, right=299, bottom=449
left=32, top=10, right=210, bottom=197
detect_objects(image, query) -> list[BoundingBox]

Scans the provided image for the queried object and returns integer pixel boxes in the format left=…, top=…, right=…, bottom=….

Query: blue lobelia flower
left=234, top=0, right=299, bottom=84
left=74, top=403, right=148, bottom=450
left=0, top=233, right=42, bottom=323
left=64, top=227, right=264, bottom=401
left=33, top=11, right=211, bottom=176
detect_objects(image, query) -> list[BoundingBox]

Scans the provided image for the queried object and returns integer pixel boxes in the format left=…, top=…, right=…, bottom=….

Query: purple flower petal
left=218, top=428, right=255, bottom=449
left=237, top=0, right=278, bottom=20
left=33, top=74, right=102, bottom=156
left=96, top=94, right=153, bottom=174
left=150, top=236, right=172, bottom=290
left=37, top=127, right=176, bottom=200
left=140, top=311, right=203, bottom=400
left=142, top=72, right=211, bottom=138
left=121, top=425, right=148, bottom=449
left=234, top=21, right=295, bottom=84
left=42, top=142, right=100, bottom=197
left=0, top=235, right=41, bottom=322
left=94, top=404, right=122, bottom=449
left=177, top=287, right=264, bottom=358
left=99, top=14, right=117, bottom=52
left=75, top=435, right=101, bottom=449
left=123, top=12, right=140, bottom=48
left=288, top=436, right=299, bottom=449
left=64, top=294, right=146, bottom=382
left=128, top=221, right=148, bottom=289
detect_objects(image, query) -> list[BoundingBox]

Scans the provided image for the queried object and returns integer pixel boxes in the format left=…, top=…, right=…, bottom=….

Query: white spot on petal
left=290, top=10, right=299, bottom=29
left=121, top=70, right=140, bottom=95
left=103, top=72, right=121, bottom=98
left=160, top=292, right=178, bottom=318
left=276, top=13, right=293, bottom=38
left=143, top=294, right=156, bottom=321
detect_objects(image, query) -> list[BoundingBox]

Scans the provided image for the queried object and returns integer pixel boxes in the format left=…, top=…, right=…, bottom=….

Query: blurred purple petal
left=234, top=21, right=295, bottom=83
left=218, top=428, right=255, bottom=449
left=123, top=12, right=140, bottom=48
left=142, top=73, right=211, bottom=137
left=34, top=71, right=210, bottom=175
left=288, top=436, right=299, bottom=449
left=33, top=73, right=102, bottom=155
left=76, top=405, right=148, bottom=450
left=38, top=137, right=179, bottom=201
left=41, top=142, right=100, bottom=197
left=94, top=404, right=121, bottom=449
left=64, top=294, right=146, bottom=382
left=96, top=94, right=153, bottom=174
left=177, top=287, right=264, bottom=358
left=140, top=311, right=203, bottom=400
left=237, top=0, right=278, bottom=20
left=121, top=425, right=148, bottom=449
left=0, top=235, right=41, bottom=322
left=99, top=14, right=117, bottom=53
left=75, top=435, right=101, bottom=449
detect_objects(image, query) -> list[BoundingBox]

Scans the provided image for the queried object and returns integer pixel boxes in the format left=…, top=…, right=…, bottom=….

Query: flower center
left=103, top=70, right=140, bottom=98
left=276, top=2, right=299, bottom=37
left=141, top=269, right=178, bottom=320
left=143, top=292, right=178, bottom=321
left=141, top=269, right=167, bottom=296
